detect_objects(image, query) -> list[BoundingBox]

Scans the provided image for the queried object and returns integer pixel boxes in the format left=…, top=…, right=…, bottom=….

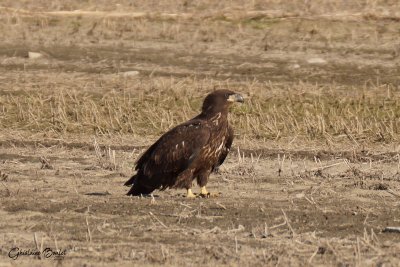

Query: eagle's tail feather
left=124, top=174, right=136, bottom=186
left=126, top=175, right=155, bottom=196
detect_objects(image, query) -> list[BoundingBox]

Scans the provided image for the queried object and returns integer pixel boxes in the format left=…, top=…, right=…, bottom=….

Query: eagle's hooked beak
left=228, top=93, right=244, bottom=103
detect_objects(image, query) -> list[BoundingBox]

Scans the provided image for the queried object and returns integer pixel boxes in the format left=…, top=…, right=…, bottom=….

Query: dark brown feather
left=126, top=120, right=211, bottom=195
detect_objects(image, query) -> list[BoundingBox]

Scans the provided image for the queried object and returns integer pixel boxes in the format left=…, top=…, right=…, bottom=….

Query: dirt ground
left=1, top=1, right=400, bottom=266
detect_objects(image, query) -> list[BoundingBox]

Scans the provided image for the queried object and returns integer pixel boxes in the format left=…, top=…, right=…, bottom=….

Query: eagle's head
left=201, top=89, right=244, bottom=115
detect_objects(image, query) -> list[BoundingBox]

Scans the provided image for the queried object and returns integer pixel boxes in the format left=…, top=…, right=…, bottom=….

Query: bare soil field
left=1, top=1, right=400, bottom=266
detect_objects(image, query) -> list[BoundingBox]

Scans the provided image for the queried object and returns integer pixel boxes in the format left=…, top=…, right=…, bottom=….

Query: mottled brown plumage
left=125, top=89, right=243, bottom=197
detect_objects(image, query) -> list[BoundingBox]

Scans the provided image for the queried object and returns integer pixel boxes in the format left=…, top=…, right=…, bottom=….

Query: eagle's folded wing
left=136, top=120, right=211, bottom=178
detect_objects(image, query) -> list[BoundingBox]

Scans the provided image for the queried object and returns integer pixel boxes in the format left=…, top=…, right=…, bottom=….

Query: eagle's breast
left=199, top=115, right=228, bottom=167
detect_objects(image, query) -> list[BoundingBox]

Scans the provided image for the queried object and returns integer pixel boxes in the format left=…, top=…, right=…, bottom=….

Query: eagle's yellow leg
left=186, top=189, right=196, bottom=198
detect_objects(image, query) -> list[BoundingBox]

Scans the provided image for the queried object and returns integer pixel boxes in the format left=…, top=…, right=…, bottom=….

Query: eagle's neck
left=210, top=112, right=222, bottom=126
left=200, top=111, right=228, bottom=127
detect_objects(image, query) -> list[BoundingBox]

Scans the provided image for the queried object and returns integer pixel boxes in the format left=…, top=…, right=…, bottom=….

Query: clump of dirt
left=369, top=183, right=389, bottom=190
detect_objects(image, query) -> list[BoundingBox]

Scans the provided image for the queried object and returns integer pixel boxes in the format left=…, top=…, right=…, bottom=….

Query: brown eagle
left=125, top=89, right=244, bottom=198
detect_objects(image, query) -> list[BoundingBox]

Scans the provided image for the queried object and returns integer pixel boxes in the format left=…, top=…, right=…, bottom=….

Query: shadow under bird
left=124, top=89, right=244, bottom=198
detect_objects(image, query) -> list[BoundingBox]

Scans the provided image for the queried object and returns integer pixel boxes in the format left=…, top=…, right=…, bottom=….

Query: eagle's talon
left=199, top=193, right=210, bottom=198
left=199, top=192, right=220, bottom=198
left=213, top=166, right=220, bottom=174
left=199, top=186, right=220, bottom=198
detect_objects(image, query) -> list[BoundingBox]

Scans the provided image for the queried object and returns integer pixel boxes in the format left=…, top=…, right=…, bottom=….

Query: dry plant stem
left=235, top=236, right=238, bottom=254
left=281, top=209, right=295, bottom=237
left=308, top=247, right=319, bottom=264
left=149, top=212, right=168, bottom=229
left=216, top=202, right=227, bottom=210
left=309, top=161, right=344, bottom=172
left=33, top=233, right=42, bottom=260
left=86, top=217, right=92, bottom=243
left=386, top=189, right=400, bottom=198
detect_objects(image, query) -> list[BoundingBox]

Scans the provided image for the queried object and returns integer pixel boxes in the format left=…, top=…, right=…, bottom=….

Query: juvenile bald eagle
left=125, top=89, right=244, bottom=198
